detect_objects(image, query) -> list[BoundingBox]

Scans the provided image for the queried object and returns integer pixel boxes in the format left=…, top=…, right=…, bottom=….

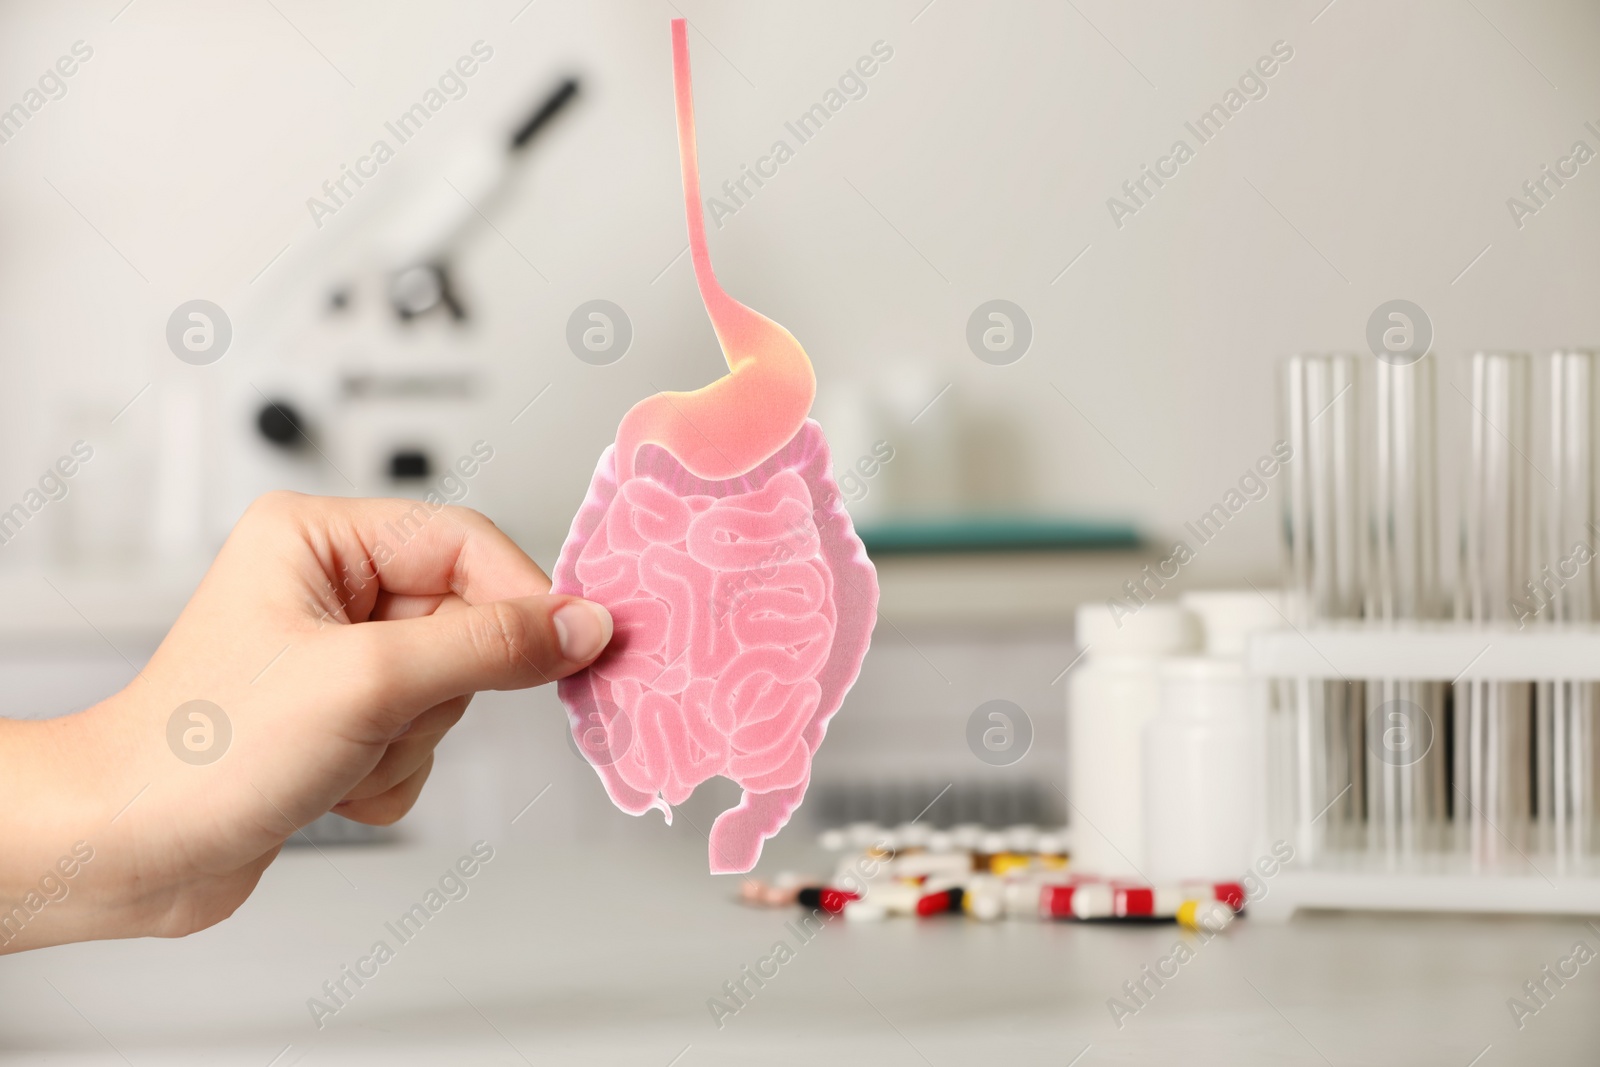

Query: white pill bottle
left=1142, top=658, right=1255, bottom=882
left=1140, top=591, right=1282, bottom=882
left=1066, top=602, right=1200, bottom=878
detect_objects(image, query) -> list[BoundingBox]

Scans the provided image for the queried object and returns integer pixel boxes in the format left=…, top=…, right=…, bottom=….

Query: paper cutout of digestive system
left=551, top=19, right=879, bottom=875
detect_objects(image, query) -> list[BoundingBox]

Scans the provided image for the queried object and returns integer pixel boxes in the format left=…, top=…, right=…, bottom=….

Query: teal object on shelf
left=855, top=517, right=1142, bottom=555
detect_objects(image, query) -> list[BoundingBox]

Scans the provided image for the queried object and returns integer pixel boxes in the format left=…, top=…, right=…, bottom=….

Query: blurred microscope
left=220, top=78, right=579, bottom=527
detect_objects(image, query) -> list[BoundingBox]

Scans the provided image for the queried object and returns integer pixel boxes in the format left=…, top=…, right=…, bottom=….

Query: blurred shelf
left=857, top=516, right=1140, bottom=555
left=1247, top=622, right=1600, bottom=681
left=873, top=548, right=1158, bottom=629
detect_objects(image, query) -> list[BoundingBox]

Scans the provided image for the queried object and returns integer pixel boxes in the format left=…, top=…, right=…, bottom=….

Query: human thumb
left=334, top=595, right=613, bottom=724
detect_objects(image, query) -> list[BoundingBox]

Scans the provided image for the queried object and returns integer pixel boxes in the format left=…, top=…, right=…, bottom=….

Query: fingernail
left=388, top=722, right=412, bottom=742
left=553, top=600, right=612, bottom=663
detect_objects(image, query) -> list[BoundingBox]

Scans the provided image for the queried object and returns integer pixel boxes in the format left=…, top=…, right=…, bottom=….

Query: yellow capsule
left=1177, top=898, right=1235, bottom=933
left=963, top=875, right=1003, bottom=921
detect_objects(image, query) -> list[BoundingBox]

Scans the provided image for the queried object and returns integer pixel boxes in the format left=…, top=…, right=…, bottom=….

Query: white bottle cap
left=846, top=822, right=884, bottom=850
left=1074, top=602, right=1201, bottom=657
left=950, top=824, right=985, bottom=850
left=1003, top=825, right=1040, bottom=853
left=1178, top=589, right=1287, bottom=658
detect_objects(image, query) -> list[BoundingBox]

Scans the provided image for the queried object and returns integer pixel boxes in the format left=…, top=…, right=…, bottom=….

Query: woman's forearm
left=0, top=713, right=106, bottom=953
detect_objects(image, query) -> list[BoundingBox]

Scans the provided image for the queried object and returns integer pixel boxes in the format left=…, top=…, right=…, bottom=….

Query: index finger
left=261, top=493, right=552, bottom=607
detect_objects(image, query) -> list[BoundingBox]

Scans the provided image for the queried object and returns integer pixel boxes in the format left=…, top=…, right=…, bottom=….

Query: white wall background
left=2, top=0, right=1598, bottom=584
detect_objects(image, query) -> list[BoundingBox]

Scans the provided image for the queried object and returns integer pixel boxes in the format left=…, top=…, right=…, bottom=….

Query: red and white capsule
left=1041, top=882, right=1114, bottom=920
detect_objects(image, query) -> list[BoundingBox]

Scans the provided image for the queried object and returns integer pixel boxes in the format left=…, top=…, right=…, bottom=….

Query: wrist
left=0, top=716, right=89, bottom=950
left=0, top=704, right=145, bottom=952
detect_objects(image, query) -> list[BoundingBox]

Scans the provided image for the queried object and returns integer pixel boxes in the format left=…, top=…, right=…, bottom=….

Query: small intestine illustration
left=551, top=19, right=879, bottom=874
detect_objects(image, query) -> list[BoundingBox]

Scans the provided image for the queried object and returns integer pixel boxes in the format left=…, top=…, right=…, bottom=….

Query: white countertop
left=3, top=822, right=1597, bottom=1066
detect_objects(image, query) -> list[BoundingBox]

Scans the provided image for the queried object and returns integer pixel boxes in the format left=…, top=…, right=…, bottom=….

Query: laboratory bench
left=2, top=555, right=1594, bottom=1064
left=3, top=823, right=1597, bottom=1066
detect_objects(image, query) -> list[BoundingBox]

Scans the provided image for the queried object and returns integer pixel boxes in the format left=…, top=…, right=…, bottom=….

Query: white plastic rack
left=1247, top=621, right=1600, bottom=920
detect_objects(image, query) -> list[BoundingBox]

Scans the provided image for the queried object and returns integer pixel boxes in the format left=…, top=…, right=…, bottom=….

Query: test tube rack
left=1246, top=621, right=1600, bottom=920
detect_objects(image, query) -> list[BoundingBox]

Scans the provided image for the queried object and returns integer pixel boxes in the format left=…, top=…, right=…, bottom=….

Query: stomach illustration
left=551, top=18, right=878, bottom=874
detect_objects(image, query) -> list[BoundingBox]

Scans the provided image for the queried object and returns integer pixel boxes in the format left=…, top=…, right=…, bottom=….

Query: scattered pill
left=1212, top=882, right=1246, bottom=911
left=1117, top=886, right=1154, bottom=917
left=1177, top=898, right=1235, bottom=932
left=1003, top=880, right=1047, bottom=919
left=915, top=887, right=965, bottom=917
left=1041, top=883, right=1114, bottom=920
left=1178, top=880, right=1247, bottom=911
left=876, top=882, right=921, bottom=916
left=844, top=898, right=888, bottom=922
left=892, top=850, right=973, bottom=880
left=796, top=886, right=859, bottom=913
left=962, top=875, right=1004, bottom=921
left=778, top=826, right=1249, bottom=931
left=762, top=882, right=800, bottom=906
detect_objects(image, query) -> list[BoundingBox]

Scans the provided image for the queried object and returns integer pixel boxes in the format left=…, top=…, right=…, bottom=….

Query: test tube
left=1364, top=354, right=1446, bottom=857
left=1531, top=351, right=1600, bottom=864
left=1278, top=353, right=1365, bottom=859
left=1283, top=353, right=1366, bottom=618
left=1455, top=352, right=1534, bottom=864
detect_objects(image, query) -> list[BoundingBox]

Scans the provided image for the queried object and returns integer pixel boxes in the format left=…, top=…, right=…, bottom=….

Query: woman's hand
left=0, top=492, right=611, bottom=952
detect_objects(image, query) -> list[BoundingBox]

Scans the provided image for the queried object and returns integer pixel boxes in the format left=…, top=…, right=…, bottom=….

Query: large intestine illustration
left=550, top=19, right=879, bottom=874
